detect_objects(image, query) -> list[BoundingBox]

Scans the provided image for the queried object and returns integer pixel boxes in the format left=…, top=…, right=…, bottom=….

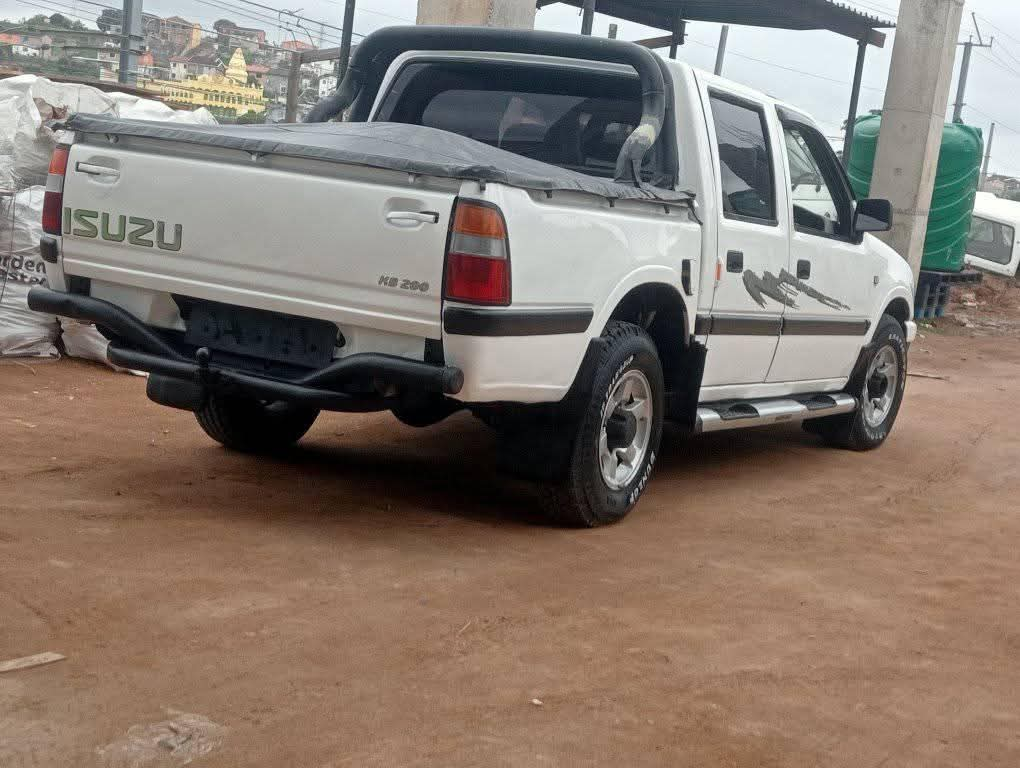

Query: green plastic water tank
left=847, top=113, right=983, bottom=273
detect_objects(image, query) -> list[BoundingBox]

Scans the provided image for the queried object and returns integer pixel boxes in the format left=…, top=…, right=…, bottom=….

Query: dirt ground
left=3, top=327, right=1020, bottom=767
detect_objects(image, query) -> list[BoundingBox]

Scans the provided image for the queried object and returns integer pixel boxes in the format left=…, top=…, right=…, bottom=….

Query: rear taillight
left=443, top=200, right=510, bottom=306
left=42, top=144, right=70, bottom=235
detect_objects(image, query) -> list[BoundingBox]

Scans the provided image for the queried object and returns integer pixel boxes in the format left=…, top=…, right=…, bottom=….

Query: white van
left=966, top=191, right=1020, bottom=277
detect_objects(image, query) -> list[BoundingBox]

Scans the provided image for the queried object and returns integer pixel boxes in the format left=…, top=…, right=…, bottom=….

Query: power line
left=967, top=105, right=1020, bottom=137
left=685, top=34, right=885, bottom=93
left=982, top=48, right=1020, bottom=80
left=318, top=0, right=414, bottom=24
left=974, top=12, right=1020, bottom=50
left=186, top=0, right=349, bottom=46
left=14, top=0, right=111, bottom=30
left=973, top=50, right=1020, bottom=82
left=231, top=0, right=361, bottom=38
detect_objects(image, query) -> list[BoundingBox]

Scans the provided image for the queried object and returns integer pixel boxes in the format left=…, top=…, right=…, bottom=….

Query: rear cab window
left=707, top=92, right=777, bottom=225
left=373, top=60, right=671, bottom=186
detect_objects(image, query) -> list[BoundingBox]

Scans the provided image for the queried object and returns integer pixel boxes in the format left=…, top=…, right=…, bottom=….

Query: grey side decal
left=742, top=269, right=850, bottom=311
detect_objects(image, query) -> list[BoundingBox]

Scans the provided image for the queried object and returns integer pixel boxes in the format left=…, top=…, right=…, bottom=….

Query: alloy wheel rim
left=598, top=370, right=653, bottom=490
left=862, top=345, right=898, bottom=428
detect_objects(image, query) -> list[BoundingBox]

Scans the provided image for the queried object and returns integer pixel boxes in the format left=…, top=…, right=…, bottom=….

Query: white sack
left=0, top=187, right=59, bottom=358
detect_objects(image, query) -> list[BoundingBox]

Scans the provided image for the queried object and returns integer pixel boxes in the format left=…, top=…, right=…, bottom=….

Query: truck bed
left=60, top=115, right=689, bottom=202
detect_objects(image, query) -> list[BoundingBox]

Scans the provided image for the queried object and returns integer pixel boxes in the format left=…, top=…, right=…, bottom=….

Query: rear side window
left=374, top=61, right=665, bottom=183
left=968, top=215, right=1015, bottom=265
left=709, top=93, right=776, bottom=224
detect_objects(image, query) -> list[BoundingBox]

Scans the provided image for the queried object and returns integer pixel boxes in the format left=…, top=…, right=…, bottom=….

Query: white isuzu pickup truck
left=30, top=26, right=915, bottom=526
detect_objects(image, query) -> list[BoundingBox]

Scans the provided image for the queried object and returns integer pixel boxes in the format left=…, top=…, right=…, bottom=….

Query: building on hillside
left=95, top=42, right=119, bottom=79
left=985, top=175, right=1020, bottom=198
left=141, top=47, right=266, bottom=118
left=280, top=39, right=315, bottom=53
left=169, top=45, right=222, bottom=81
left=246, top=63, right=270, bottom=88
left=136, top=51, right=159, bottom=79
left=34, top=28, right=121, bottom=62
left=162, top=16, right=202, bottom=52
left=214, top=20, right=265, bottom=54
left=306, top=59, right=335, bottom=77
left=318, top=75, right=337, bottom=99
left=11, top=44, right=42, bottom=57
left=264, top=67, right=290, bottom=103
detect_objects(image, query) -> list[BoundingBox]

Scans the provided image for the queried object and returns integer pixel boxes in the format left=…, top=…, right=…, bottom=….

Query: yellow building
left=142, top=48, right=267, bottom=118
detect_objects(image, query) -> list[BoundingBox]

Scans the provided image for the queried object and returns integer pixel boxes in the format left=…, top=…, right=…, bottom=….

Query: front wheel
left=544, top=321, right=665, bottom=527
left=195, top=393, right=319, bottom=453
left=807, top=314, right=907, bottom=450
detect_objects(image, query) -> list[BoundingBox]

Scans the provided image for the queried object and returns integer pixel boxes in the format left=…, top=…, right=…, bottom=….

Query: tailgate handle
left=386, top=210, right=440, bottom=226
left=76, top=162, right=120, bottom=179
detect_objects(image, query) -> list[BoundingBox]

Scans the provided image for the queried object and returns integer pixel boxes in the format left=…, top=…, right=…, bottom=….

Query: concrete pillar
left=416, top=0, right=535, bottom=28
left=869, top=0, right=964, bottom=281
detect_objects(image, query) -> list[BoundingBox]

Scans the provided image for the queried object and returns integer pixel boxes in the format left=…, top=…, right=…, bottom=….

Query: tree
left=237, top=109, right=265, bottom=124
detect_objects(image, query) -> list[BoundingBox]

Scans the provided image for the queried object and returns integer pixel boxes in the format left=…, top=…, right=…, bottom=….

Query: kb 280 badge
left=378, top=275, right=430, bottom=293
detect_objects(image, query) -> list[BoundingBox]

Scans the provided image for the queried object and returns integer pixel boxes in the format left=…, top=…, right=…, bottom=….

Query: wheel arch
left=604, top=281, right=690, bottom=392
left=883, top=296, right=912, bottom=334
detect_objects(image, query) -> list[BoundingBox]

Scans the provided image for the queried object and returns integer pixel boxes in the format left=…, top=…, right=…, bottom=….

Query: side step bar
left=695, top=393, right=857, bottom=434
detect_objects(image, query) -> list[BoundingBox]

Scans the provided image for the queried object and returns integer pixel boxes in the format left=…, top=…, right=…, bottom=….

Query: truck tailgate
left=60, top=142, right=456, bottom=338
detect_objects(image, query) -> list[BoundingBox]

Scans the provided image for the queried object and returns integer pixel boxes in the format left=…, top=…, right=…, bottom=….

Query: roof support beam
left=632, top=34, right=673, bottom=50
left=580, top=0, right=595, bottom=35
left=842, top=38, right=868, bottom=167
left=669, top=16, right=685, bottom=58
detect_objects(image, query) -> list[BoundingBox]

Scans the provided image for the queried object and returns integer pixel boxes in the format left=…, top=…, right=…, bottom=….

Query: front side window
left=968, top=216, right=1015, bottom=265
left=709, top=93, right=776, bottom=224
left=783, top=126, right=844, bottom=236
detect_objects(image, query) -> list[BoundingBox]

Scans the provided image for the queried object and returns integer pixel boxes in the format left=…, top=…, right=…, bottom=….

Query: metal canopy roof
left=538, top=0, right=895, bottom=46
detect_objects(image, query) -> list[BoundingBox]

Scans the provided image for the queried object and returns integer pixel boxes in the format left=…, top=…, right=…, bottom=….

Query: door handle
left=797, top=259, right=811, bottom=280
left=75, top=162, right=120, bottom=179
left=385, top=210, right=440, bottom=226
left=726, top=250, right=743, bottom=273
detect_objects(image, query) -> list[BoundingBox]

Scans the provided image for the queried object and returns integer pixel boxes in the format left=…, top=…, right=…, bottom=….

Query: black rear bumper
left=28, top=287, right=464, bottom=409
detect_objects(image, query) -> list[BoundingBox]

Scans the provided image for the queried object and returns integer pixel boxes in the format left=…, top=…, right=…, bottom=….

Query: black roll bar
left=305, top=25, right=667, bottom=185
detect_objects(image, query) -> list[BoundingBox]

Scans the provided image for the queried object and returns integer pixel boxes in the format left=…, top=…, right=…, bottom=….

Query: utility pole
left=952, top=12, right=993, bottom=123
left=118, top=0, right=142, bottom=86
left=336, top=0, right=356, bottom=80
left=868, top=0, right=964, bottom=282
left=714, top=25, right=729, bottom=75
left=980, top=122, right=995, bottom=191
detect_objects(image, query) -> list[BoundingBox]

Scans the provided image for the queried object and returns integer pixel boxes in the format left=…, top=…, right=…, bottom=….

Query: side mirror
left=854, top=198, right=893, bottom=233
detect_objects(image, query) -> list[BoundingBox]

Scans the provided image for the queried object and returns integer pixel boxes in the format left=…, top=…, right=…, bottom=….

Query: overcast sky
left=6, top=0, right=1020, bottom=175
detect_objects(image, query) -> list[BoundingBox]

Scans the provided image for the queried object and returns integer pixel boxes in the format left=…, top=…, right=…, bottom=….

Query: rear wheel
left=807, top=314, right=907, bottom=450
left=542, top=321, right=665, bottom=527
left=195, top=392, right=319, bottom=453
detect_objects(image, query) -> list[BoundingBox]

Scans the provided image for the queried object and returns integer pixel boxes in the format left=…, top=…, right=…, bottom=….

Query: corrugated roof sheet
left=540, top=0, right=895, bottom=45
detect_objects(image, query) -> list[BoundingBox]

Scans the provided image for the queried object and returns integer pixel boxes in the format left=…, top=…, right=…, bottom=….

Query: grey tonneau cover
left=61, top=114, right=692, bottom=204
